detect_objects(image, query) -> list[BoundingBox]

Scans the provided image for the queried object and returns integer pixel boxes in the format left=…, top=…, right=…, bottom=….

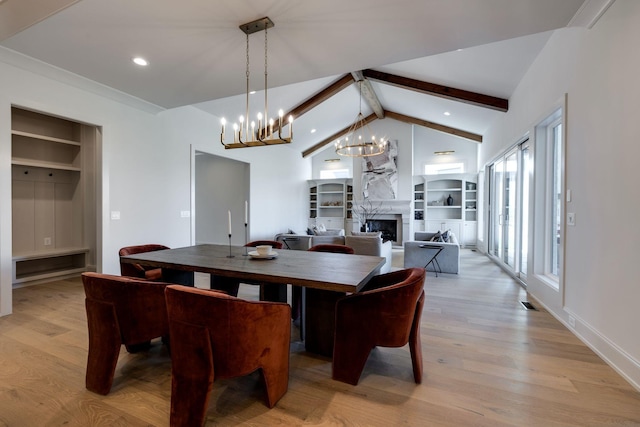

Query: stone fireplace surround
left=352, top=200, right=411, bottom=247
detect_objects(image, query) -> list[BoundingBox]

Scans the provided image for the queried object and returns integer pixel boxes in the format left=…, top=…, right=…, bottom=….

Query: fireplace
left=353, top=199, right=411, bottom=246
left=367, top=219, right=397, bottom=243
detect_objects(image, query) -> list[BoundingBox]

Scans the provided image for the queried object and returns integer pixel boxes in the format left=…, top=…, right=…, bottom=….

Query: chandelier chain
left=264, top=19, right=268, bottom=137
left=245, top=33, right=250, bottom=139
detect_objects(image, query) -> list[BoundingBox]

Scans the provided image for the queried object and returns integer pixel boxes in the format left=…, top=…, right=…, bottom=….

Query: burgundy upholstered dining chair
left=164, top=285, right=291, bottom=427
left=332, top=267, right=426, bottom=385
left=118, top=244, right=170, bottom=281
left=242, top=240, right=285, bottom=301
left=294, top=243, right=356, bottom=336
left=82, top=272, right=172, bottom=395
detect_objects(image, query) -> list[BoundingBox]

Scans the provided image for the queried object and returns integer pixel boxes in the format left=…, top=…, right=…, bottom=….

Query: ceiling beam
left=385, top=110, right=482, bottom=143
left=351, top=71, right=385, bottom=119
left=363, top=69, right=509, bottom=112
left=272, top=74, right=354, bottom=134
left=302, top=113, right=378, bottom=158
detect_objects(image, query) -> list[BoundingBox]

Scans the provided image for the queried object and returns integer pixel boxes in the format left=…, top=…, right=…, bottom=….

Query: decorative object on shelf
left=447, top=194, right=453, bottom=206
left=353, top=199, right=390, bottom=231
left=220, top=17, right=293, bottom=149
left=335, top=80, right=387, bottom=158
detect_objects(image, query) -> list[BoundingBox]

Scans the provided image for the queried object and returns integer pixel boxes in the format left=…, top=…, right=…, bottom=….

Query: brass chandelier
left=335, top=80, right=387, bottom=157
left=220, top=17, right=293, bottom=149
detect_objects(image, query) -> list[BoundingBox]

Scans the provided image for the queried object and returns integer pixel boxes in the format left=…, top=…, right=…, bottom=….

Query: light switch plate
left=567, top=212, right=575, bottom=226
left=111, top=211, right=121, bottom=220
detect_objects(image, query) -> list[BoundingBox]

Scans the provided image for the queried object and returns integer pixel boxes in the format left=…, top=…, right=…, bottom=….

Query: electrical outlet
left=568, top=316, right=576, bottom=328
left=44, top=237, right=52, bottom=246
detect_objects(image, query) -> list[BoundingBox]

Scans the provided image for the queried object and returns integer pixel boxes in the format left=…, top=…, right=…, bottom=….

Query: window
left=534, top=105, right=564, bottom=290
left=320, top=169, right=349, bottom=179
left=549, top=120, right=563, bottom=277
left=424, top=162, right=464, bottom=175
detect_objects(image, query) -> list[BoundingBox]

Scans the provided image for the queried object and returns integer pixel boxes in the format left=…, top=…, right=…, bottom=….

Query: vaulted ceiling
left=0, top=0, right=602, bottom=156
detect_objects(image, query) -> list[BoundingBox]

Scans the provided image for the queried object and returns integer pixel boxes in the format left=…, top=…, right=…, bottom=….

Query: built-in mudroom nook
left=10, top=107, right=98, bottom=286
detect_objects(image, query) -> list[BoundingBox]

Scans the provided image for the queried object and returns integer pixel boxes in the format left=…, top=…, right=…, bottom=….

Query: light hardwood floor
left=1, top=249, right=640, bottom=426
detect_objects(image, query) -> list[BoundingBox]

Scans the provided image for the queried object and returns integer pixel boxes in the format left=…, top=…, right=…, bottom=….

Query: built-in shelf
left=413, top=174, right=477, bottom=246
left=309, top=178, right=352, bottom=227
left=11, top=106, right=97, bottom=286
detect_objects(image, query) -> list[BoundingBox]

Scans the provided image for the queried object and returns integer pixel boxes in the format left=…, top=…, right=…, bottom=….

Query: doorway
left=194, top=152, right=250, bottom=246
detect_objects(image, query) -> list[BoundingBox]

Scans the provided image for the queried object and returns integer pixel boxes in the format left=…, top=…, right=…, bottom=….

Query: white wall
left=312, top=145, right=353, bottom=179
left=0, top=49, right=311, bottom=316
left=479, top=0, right=640, bottom=389
left=413, top=126, right=479, bottom=175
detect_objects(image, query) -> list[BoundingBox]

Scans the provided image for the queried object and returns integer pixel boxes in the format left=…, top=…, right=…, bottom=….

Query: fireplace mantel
left=352, top=199, right=411, bottom=245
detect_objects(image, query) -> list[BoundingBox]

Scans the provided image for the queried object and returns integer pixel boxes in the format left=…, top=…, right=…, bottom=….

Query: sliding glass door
left=488, top=140, right=530, bottom=283
left=504, top=150, right=517, bottom=268
left=518, top=142, right=531, bottom=279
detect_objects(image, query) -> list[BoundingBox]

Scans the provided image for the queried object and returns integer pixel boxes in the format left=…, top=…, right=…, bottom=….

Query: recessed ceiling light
left=310, top=129, right=316, bottom=134
left=444, top=111, right=451, bottom=116
left=132, top=57, right=148, bottom=66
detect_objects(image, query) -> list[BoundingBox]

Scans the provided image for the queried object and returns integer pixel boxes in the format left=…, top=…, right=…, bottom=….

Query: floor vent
left=520, top=301, right=537, bottom=310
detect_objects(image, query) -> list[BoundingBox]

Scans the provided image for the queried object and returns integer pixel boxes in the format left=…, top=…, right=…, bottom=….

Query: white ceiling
left=0, top=0, right=598, bottom=155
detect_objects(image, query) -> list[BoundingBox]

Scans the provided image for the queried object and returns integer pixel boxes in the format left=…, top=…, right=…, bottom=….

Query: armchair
left=82, top=272, right=172, bottom=395
left=332, top=268, right=426, bottom=385
left=245, top=240, right=285, bottom=301
left=165, top=285, right=291, bottom=427
left=119, top=244, right=170, bottom=280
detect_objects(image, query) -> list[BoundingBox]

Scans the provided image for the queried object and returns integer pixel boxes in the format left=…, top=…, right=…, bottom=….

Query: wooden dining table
left=120, top=244, right=385, bottom=356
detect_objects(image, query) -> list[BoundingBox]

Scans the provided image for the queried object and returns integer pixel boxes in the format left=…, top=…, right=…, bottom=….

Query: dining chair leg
left=409, top=292, right=425, bottom=384
left=169, top=321, right=214, bottom=427
left=332, top=333, right=372, bottom=385
left=85, top=299, right=122, bottom=395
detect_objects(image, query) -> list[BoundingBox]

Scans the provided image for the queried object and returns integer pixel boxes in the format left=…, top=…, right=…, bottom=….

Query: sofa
left=404, top=231, right=460, bottom=274
left=275, top=230, right=393, bottom=274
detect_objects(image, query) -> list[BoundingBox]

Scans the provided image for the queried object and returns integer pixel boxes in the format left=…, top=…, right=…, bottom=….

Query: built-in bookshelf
left=413, top=173, right=477, bottom=246
left=308, top=178, right=352, bottom=230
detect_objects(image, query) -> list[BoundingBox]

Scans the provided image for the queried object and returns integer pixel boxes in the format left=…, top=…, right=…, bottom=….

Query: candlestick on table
left=243, top=223, right=248, bottom=256
left=227, top=234, right=234, bottom=258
